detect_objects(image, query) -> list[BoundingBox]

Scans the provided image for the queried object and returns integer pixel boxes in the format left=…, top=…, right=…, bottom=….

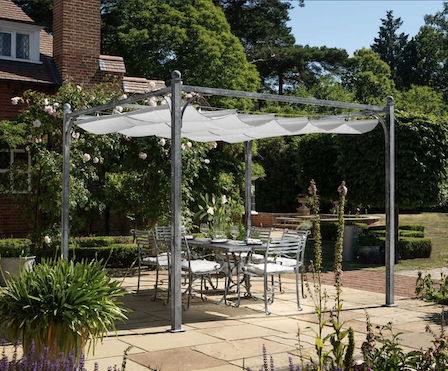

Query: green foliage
left=0, top=239, right=32, bottom=257
left=400, top=230, right=425, bottom=238
left=70, top=244, right=138, bottom=268
left=397, top=237, right=432, bottom=260
left=0, top=258, right=128, bottom=360
left=320, top=223, right=339, bottom=240
left=400, top=224, right=425, bottom=232
left=103, top=0, right=260, bottom=110
left=75, top=236, right=132, bottom=247
left=344, top=48, right=395, bottom=105
left=336, top=112, right=448, bottom=209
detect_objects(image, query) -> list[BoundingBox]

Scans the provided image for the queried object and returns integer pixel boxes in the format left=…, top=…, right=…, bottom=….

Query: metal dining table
left=188, top=238, right=266, bottom=307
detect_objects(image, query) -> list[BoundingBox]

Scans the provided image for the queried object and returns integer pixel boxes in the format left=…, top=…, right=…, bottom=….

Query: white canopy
left=76, top=104, right=379, bottom=142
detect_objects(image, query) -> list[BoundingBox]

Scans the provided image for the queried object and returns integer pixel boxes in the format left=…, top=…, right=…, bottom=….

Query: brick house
left=0, top=0, right=165, bottom=237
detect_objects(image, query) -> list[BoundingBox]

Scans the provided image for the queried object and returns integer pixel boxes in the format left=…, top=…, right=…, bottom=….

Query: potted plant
left=0, top=258, right=128, bottom=361
left=0, top=238, right=35, bottom=286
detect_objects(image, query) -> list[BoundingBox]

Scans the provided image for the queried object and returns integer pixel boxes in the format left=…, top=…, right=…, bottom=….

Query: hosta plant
left=0, top=258, right=128, bottom=360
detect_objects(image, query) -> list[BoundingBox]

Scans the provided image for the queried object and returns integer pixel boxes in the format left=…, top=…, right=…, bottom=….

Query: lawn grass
left=305, top=212, right=448, bottom=273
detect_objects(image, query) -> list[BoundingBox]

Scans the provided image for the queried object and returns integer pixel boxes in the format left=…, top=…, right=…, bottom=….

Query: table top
left=189, top=238, right=262, bottom=253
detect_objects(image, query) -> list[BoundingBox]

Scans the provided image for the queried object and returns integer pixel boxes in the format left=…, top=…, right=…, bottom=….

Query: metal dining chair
left=180, top=236, right=228, bottom=311
left=243, top=235, right=308, bottom=315
left=131, top=229, right=170, bottom=303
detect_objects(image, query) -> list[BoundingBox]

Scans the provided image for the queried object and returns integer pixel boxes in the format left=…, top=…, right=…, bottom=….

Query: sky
left=287, top=0, right=446, bottom=56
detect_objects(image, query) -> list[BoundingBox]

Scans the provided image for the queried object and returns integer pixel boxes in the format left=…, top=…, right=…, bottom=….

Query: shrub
left=397, top=237, right=432, bottom=259
left=400, top=230, right=425, bottom=238
left=70, top=244, right=138, bottom=268
left=0, top=239, right=32, bottom=257
left=75, top=236, right=133, bottom=247
left=400, top=224, right=425, bottom=232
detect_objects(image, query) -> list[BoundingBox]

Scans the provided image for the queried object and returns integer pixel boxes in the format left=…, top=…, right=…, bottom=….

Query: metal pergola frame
left=61, top=70, right=395, bottom=332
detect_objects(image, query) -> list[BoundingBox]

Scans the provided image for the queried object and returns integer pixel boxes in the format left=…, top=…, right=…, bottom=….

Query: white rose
left=43, top=98, right=49, bottom=105
left=44, top=236, right=51, bottom=244
left=120, top=94, right=127, bottom=100
left=72, top=132, right=80, bottom=140
left=159, top=138, right=166, bottom=146
left=93, top=157, right=99, bottom=164
left=149, top=81, right=156, bottom=89
left=181, top=144, right=186, bottom=151
left=139, top=152, right=147, bottom=160
left=186, top=142, right=192, bottom=149
left=207, top=207, right=214, bottom=215
left=83, top=153, right=91, bottom=161
left=32, top=119, right=41, bottom=128
left=11, top=97, right=21, bottom=105
left=204, top=159, right=210, bottom=164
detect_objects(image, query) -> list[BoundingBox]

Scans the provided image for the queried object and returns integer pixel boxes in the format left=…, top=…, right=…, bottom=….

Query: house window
left=16, top=33, right=30, bottom=59
left=0, top=149, right=31, bottom=193
left=0, top=31, right=12, bottom=57
left=0, top=21, right=41, bottom=63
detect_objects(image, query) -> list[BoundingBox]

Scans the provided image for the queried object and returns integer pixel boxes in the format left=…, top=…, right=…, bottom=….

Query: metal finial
left=171, top=70, right=181, bottom=79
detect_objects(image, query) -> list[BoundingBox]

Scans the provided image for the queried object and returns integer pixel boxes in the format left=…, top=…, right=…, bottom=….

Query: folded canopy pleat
left=76, top=104, right=379, bottom=142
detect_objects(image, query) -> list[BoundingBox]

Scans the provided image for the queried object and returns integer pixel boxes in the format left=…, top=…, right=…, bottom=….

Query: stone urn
left=296, top=195, right=310, bottom=215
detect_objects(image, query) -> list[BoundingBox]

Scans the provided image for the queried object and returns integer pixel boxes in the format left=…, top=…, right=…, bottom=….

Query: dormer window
left=0, top=20, right=41, bottom=63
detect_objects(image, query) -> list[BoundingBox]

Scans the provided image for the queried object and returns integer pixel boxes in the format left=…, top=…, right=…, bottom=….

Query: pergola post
left=244, top=140, right=253, bottom=238
left=61, top=103, right=72, bottom=259
left=385, top=96, right=395, bottom=306
left=170, top=70, right=184, bottom=332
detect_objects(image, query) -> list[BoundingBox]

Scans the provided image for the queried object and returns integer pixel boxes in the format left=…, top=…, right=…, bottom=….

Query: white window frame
left=0, top=148, right=32, bottom=193
left=0, top=20, right=42, bottom=63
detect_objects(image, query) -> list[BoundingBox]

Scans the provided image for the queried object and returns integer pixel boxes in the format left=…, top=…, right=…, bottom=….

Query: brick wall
left=0, top=197, right=31, bottom=238
left=0, top=81, right=57, bottom=120
left=53, top=0, right=101, bottom=89
left=250, top=213, right=275, bottom=227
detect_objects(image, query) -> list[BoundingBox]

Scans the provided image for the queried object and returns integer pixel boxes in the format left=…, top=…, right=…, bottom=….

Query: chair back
left=282, top=229, right=310, bottom=239
left=267, top=234, right=308, bottom=268
left=250, top=226, right=273, bottom=243
left=131, top=229, right=158, bottom=257
left=155, top=225, right=187, bottom=242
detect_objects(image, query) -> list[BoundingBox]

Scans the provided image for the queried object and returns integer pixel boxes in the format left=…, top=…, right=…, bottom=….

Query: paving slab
left=127, top=347, right=227, bottom=371
left=197, top=323, right=280, bottom=341
left=85, top=356, right=149, bottom=371
left=192, top=338, right=295, bottom=362
left=123, top=331, right=222, bottom=352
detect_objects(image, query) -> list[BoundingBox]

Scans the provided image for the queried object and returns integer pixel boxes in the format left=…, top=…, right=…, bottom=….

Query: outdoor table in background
left=189, top=238, right=266, bottom=307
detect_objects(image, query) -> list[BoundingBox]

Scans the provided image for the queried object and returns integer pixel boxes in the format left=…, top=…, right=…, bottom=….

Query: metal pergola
left=61, top=70, right=395, bottom=333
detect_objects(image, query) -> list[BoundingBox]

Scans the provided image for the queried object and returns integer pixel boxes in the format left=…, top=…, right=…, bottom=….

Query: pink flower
left=338, top=185, right=348, bottom=195
left=159, top=138, right=166, bottom=146
left=113, top=106, right=123, bottom=114
left=83, top=153, right=91, bottom=162
left=44, top=236, right=51, bottom=244
left=11, top=96, right=21, bottom=105
left=32, top=119, right=41, bottom=128
left=139, top=152, right=147, bottom=160
left=204, top=159, right=210, bottom=164
left=120, top=94, right=127, bottom=100
left=93, top=157, right=99, bottom=164
left=181, top=144, right=186, bottom=150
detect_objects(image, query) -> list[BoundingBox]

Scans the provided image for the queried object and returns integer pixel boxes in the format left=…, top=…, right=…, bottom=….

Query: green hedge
left=397, top=238, right=432, bottom=259
left=75, top=236, right=133, bottom=247
left=0, top=238, right=32, bottom=257
left=320, top=223, right=339, bottom=240
left=378, top=237, right=432, bottom=259
left=399, top=224, right=425, bottom=232
left=400, top=230, right=425, bottom=238
left=69, top=244, right=138, bottom=268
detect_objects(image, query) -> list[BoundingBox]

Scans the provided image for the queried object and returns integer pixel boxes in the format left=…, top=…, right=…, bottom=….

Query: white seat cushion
left=267, top=257, right=298, bottom=266
left=181, top=259, right=221, bottom=274
left=142, top=254, right=169, bottom=267
left=244, top=262, right=295, bottom=276
left=250, top=253, right=265, bottom=263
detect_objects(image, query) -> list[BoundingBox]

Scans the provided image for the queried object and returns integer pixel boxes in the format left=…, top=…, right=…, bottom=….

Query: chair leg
left=296, top=269, right=303, bottom=311
left=183, top=272, right=193, bottom=311
left=264, top=274, right=270, bottom=315
left=301, top=270, right=307, bottom=299
left=136, top=258, right=141, bottom=295
left=152, top=265, right=159, bottom=301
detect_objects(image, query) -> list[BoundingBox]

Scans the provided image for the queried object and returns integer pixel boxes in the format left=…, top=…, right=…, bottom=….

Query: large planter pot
left=0, top=256, right=35, bottom=286
left=342, top=225, right=359, bottom=261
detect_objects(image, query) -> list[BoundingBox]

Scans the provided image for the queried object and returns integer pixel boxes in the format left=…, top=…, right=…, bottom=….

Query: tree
left=102, top=0, right=260, bottom=110
left=344, top=48, right=395, bottom=105
left=371, top=10, right=409, bottom=88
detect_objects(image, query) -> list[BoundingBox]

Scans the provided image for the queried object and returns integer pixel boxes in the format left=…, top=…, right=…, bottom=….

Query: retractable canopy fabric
left=76, top=103, right=379, bottom=143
